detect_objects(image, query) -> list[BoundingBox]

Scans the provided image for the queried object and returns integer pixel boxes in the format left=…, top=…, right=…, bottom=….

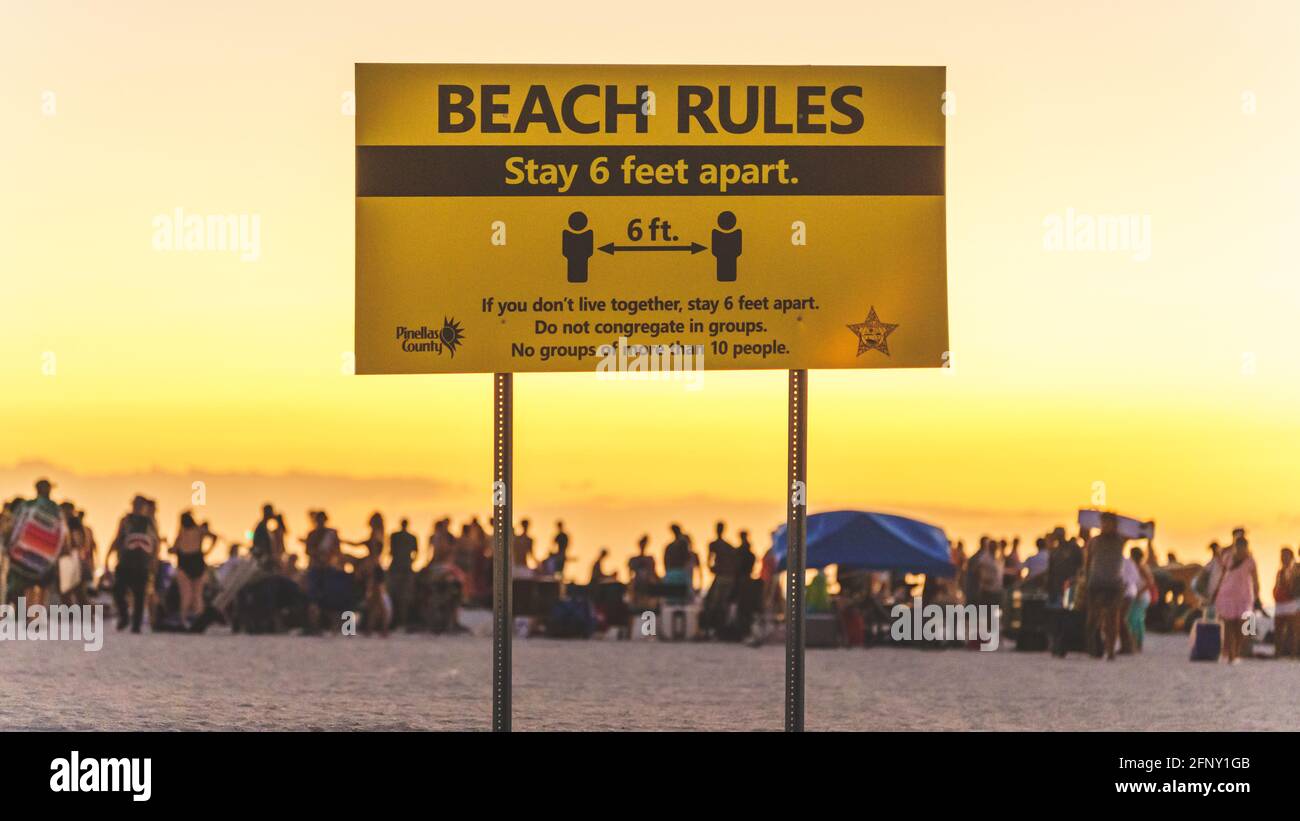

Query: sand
left=0, top=629, right=1294, bottom=731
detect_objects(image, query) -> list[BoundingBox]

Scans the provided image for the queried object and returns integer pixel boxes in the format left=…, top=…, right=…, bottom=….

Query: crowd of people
left=948, top=513, right=1298, bottom=661
left=0, top=481, right=470, bottom=636
left=0, top=478, right=772, bottom=640
left=3, top=479, right=1297, bottom=659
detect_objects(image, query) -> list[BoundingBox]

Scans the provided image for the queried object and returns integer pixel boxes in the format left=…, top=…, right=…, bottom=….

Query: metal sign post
left=785, top=368, right=808, bottom=732
left=492, top=372, right=513, bottom=732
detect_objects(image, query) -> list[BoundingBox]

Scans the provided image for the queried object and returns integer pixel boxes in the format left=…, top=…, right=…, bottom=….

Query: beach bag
left=1189, top=618, right=1222, bottom=662
left=6, top=499, right=66, bottom=581
left=58, top=553, right=82, bottom=593
left=546, top=598, right=596, bottom=639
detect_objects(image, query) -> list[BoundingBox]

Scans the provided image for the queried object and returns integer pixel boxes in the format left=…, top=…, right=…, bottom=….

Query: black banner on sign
left=355, top=145, right=945, bottom=197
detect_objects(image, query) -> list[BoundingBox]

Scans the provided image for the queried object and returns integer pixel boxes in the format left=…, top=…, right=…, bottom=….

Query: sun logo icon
left=439, top=317, right=465, bottom=357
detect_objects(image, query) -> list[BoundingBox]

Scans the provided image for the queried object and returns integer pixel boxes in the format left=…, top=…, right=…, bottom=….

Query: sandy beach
left=1, top=629, right=1294, bottom=731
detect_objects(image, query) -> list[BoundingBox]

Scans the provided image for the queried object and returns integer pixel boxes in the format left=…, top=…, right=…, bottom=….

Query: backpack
left=122, top=515, right=157, bottom=554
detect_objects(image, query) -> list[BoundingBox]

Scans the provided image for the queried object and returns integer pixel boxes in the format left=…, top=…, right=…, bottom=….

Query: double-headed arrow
left=598, top=241, right=707, bottom=255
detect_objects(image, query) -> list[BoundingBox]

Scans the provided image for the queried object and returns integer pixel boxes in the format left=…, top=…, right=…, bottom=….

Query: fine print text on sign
left=355, top=64, right=948, bottom=374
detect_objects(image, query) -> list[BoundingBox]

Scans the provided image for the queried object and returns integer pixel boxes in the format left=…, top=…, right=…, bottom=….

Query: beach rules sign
left=355, top=64, right=948, bottom=374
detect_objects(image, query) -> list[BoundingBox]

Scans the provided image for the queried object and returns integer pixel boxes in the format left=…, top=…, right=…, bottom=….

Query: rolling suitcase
left=1190, top=617, right=1222, bottom=661
left=1048, top=607, right=1087, bottom=657
left=1015, top=592, right=1049, bottom=651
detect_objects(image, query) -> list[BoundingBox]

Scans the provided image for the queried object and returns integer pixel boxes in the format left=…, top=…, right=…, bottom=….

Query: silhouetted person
left=172, top=510, right=216, bottom=625
left=542, top=520, right=570, bottom=577
left=627, top=534, right=657, bottom=610
left=628, top=534, right=655, bottom=584
left=251, top=504, right=285, bottom=569
left=705, top=521, right=737, bottom=631
left=513, top=518, right=534, bottom=568
left=553, top=520, right=569, bottom=563
left=428, top=518, right=452, bottom=566
left=662, top=524, right=691, bottom=601
left=590, top=548, right=612, bottom=584
left=711, top=211, right=741, bottom=282
left=562, top=211, right=594, bottom=283
left=388, top=518, right=417, bottom=629
left=735, top=530, right=756, bottom=585
left=109, top=495, right=158, bottom=633
left=1085, top=512, right=1127, bottom=661
left=302, top=510, right=341, bottom=569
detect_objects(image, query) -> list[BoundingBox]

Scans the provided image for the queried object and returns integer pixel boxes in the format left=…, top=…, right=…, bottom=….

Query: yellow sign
left=356, top=64, right=947, bottom=374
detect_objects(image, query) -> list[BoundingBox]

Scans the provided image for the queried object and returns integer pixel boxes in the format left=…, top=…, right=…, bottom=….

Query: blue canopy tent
left=770, top=510, right=955, bottom=577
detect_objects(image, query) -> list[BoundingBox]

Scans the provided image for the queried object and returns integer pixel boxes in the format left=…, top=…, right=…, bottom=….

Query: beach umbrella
left=770, top=510, right=955, bottom=576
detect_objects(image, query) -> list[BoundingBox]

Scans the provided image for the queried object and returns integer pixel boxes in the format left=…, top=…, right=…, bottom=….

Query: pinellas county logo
left=395, top=318, right=465, bottom=356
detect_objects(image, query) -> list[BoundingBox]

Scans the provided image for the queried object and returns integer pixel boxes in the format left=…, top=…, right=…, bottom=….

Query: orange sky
left=2, top=1, right=1299, bottom=594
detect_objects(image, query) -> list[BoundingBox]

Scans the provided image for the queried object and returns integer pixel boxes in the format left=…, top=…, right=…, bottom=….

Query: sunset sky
left=3, top=1, right=1298, bottom=594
